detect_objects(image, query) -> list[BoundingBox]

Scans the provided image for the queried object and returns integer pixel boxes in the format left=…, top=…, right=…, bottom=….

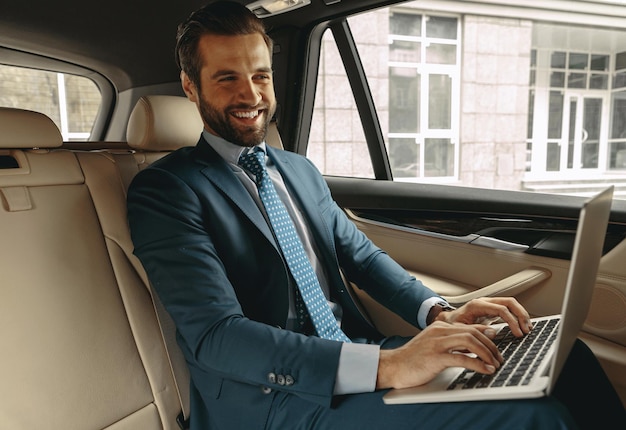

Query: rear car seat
left=123, top=94, right=282, bottom=191
left=0, top=107, right=185, bottom=430
left=0, top=96, right=283, bottom=429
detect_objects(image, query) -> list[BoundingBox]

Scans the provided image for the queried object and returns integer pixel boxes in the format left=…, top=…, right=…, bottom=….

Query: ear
left=181, top=71, right=199, bottom=103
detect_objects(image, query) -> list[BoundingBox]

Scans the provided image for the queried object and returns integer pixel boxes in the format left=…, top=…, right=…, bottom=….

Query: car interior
left=1, top=1, right=626, bottom=429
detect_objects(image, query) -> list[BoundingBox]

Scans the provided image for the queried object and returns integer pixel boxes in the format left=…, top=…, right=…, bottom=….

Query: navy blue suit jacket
left=127, top=137, right=439, bottom=429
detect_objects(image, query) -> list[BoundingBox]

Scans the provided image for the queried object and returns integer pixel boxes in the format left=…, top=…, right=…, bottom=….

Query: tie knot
left=238, top=147, right=266, bottom=183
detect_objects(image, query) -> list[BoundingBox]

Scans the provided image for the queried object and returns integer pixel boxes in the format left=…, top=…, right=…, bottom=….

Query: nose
left=237, top=78, right=262, bottom=106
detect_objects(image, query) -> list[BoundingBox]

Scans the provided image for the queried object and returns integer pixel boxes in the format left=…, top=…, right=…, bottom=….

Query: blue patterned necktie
left=238, top=147, right=351, bottom=343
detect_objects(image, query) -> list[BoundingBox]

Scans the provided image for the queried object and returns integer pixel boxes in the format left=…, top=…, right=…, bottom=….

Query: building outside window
left=387, top=12, right=459, bottom=180
left=527, top=23, right=626, bottom=190
left=308, top=0, right=626, bottom=197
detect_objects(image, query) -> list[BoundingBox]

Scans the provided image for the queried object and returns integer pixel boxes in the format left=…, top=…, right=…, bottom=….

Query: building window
left=528, top=47, right=613, bottom=174
left=388, top=12, right=459, bottom=180
left=307, top=6, right=459, bottom=181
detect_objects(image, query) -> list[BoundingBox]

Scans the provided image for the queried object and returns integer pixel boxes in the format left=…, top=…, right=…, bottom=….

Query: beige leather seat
left=125, top=94, right=282, bottom=172
left=0, top=98, right=284, bottom=429
left=0, top=107, right=184, bottom=430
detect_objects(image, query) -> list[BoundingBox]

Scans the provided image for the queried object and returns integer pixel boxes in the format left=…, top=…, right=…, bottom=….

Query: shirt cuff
left=417, top=296, right=451, bottom=329
left=333, top=342, right=380, bottom=395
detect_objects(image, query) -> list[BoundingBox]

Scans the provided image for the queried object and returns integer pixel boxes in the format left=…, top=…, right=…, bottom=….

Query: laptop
left=383, top=186, right=614, bottom=405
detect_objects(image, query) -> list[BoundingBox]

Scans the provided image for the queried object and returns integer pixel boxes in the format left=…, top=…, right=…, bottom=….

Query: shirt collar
left=202, top=129, right=267, bottom=165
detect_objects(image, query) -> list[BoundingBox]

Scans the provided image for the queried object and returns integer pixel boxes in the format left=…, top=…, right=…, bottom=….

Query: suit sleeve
left=297, top=157, right=442, bottom=327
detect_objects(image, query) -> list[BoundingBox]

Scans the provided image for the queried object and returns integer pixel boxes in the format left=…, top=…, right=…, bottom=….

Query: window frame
left=0, top=48, right=115, bottom=141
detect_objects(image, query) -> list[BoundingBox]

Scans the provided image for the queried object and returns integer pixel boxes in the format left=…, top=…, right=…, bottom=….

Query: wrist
left=376, top=349, right=397, bottom=390
left=426, top=302, right=455, bottom=325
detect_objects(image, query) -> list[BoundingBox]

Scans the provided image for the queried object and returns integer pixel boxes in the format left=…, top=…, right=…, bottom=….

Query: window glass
left=425, top=44, right=456, bottom=65
left=550, top=71, right=565, bottom=88
left=611, top=91, right=626, bottom=139
left=590, top=74, right=608, bottom=90
left=548, top=91, right=564, bottom=139
left=428, top=74, right=451, bottom=129
left=425, top=138, right=454, bottom=177
left=389, top=137, right=419, bottom=178
left=307, top=1, right=626, bottom=195
left=567, top=72, right=586, bottom=88
left=590, top=54, right=609, bottom=71
left=616, top=51, right=626, bottom=70
left=390, top=12, right=421, bottom=36
left=614, top=71, right=626, bottom=89
left=390, top=40, right=421, bottom=63
left=551, top=52, right=567, bottom=68
left=389, top=67, right=420, bottom=133
left=307, top=4, right=459, bottom=182
left=425, top=16, right=457, bottom=39
left=307, top=31, right=374, bottom=179
left=0, top=65, right=101, bottom=141
left=568, top=53, right=588, bottom=70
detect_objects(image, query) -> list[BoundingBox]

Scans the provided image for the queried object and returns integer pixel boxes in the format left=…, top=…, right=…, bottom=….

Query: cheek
left=262, top=87, right=276, bottom=103
left=200, top=87, right=229, bottom=108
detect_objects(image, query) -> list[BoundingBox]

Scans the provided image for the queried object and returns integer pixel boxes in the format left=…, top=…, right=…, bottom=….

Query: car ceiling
left=0, top=0, right=403, bottom=92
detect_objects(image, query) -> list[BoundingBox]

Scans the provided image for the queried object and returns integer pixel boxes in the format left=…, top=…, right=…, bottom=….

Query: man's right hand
left=376, top=321, right=504, bottom=390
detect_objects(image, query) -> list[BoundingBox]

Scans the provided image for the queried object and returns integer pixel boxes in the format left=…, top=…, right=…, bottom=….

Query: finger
left=440, top=330, right=503, bottom=367
left=481, top=298, right=532, bottom=336
left=496, top=297, right=533, bottom=332
left=446, top=326, right=503, bottom=359
left=446, top=351, right=499, bottom=375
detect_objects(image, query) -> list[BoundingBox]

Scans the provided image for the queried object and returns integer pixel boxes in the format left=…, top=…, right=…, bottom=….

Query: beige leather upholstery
left=0, top=107, right=62, bottom=148
left=126, top=95, right=283, bottom=152
left=1, top=98, right=286, bottom=428
left=127, top=95, right=203, bottom=151
left=0, top=109, right=183, bottom=429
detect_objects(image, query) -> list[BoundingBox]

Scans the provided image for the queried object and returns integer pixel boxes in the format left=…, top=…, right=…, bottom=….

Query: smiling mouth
left=232, top=110, right=262, bottom=119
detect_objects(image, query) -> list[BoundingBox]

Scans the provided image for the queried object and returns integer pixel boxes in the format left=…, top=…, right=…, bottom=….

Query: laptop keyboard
left=447, top=317, right=561, bottom=390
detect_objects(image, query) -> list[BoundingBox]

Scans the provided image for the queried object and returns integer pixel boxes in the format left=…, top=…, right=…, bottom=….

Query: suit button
left=267, top=372, right=277, bottom=384
left=285, top=375, right=295, bottom=386
left=277, top=374, right=286, bottom=386
left=261, top=386, right=272, bottom=394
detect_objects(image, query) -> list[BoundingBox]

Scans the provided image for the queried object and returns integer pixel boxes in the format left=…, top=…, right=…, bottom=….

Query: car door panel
left=327, top=176, right=626, bottom=403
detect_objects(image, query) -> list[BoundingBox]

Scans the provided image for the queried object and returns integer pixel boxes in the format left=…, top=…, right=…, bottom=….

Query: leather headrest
left=126, top=95, right=204, bottom=151
left=0, top=107, right=63, bottom=148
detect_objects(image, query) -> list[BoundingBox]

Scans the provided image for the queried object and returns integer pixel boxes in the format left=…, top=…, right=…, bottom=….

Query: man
left=127, top=2, right=624, bottom=428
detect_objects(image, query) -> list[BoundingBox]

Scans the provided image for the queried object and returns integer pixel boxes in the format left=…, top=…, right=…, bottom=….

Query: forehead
left=197, top=33, right=272, bottom=73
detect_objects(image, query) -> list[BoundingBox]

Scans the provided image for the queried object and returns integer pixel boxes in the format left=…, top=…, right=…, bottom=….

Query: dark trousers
left=266, top=339, right=625, bottom=430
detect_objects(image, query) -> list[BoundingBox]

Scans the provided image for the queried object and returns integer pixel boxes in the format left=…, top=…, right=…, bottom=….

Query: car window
left=307, top=30, right=376, bottom=179
left=307, top=4, right=466, bottom=182
left=306, top=0, right=626, bottom=198
left=0, top=64, right=101, bottom=141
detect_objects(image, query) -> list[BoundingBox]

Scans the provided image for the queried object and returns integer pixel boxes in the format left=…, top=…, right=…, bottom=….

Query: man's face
left=183, top=33, right=276, bottom=147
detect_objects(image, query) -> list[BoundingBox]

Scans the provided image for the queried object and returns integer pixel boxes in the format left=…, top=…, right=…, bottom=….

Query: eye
left=218, top=75, right=237, bottom=82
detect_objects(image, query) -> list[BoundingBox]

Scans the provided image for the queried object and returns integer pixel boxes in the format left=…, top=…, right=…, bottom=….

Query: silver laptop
left=383, top=186, right=614, bottom=405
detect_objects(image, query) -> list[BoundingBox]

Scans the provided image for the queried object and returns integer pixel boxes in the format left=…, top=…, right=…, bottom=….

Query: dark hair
left=175, top=1, right=273, bottom=87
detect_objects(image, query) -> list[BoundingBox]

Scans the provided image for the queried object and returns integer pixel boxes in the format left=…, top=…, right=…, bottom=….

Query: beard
left=198, top=94, right=275, bottom=148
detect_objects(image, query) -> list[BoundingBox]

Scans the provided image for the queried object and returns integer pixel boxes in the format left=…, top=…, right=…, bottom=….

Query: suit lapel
left=194, top=138, right=277, bottom=247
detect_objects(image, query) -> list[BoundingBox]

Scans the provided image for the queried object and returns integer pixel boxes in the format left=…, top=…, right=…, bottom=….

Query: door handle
left=443, top=267, right=551, bottom=307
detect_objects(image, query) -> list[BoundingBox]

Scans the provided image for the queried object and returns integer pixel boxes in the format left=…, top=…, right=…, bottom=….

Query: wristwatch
left=427, top=301, right=455, bottom=325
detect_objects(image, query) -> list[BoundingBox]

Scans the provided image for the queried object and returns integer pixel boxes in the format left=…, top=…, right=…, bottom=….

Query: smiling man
left=126, top=2, right=625, bottom=429
left=181, top=31, right=275, bottom=148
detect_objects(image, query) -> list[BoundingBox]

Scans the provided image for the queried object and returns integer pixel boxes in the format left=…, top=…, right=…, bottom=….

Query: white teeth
left=233, top=111, right=259, bottom=119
